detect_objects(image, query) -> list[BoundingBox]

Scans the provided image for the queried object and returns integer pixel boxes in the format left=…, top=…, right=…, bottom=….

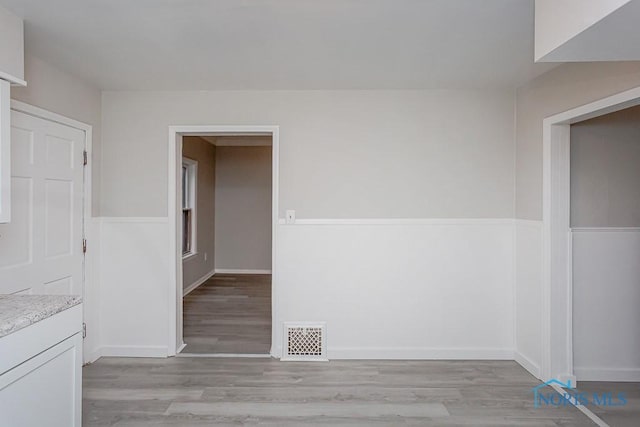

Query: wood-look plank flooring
left=82, top=358, right=596, bottom=426
left=574, top=381, right=640, bottom=427
left=182, top=274, right=271, bottom=354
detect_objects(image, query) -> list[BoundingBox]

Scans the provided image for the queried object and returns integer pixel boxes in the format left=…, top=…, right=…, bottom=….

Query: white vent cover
left=282, top=322, right=328, bottom=361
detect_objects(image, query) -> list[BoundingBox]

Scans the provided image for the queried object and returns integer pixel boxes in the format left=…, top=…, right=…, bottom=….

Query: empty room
left=0, top=1, right=640, bottom=426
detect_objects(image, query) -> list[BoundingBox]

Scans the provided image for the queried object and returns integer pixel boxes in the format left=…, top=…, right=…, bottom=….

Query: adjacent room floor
left=574, top=381, right=640, bottom=427
left=182, top=274, right=271, bottom=354
left=82, top=358, right=602, bottom=426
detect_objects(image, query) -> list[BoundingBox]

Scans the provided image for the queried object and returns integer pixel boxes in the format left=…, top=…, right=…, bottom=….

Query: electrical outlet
left=204, top=252, right=208, bottom=261
left=286, top=210, right=296, bottom=224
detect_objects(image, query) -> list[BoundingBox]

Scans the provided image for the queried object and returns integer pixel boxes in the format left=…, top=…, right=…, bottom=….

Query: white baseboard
left=514, top=351, right=541, bottom=379
left=95, top=216, right=169, bottom=224
left=272, top=346, right=282, bottom=359
left=177, top=353, right=272, bottom=358
left=278, top=218, right=516, bottom=226
left=558, top=373, right=577, bottom=386
left=95, top=345, right=169, bottom=358
left=85, top=348, right=102, bottom=364
left=326, top=347, right=514, bottom=360
left=183, top=268, right=216, bottom=296
left=575, top=367, right=640, bottom=382
left=215, top=269, right=272, bottom=275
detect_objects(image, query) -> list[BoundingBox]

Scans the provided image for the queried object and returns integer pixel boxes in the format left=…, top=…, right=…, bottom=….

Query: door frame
left=10, top=100, right=94, bottom=362
left=167, top=125, right=279, bottom=357
left=541, top=86, right=640, bottom=383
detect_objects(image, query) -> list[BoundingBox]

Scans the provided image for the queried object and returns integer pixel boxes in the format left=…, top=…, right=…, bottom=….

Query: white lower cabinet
left=0, top=304, right=83, bottom=427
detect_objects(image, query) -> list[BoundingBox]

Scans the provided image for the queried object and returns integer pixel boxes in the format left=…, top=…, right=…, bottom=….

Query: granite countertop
left=0, top=295, right=82, bottom=338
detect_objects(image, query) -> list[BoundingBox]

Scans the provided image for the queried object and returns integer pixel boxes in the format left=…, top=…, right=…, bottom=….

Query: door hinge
left=82, top=239, right=87, bottom=254
left=83, top=150, right=88, bottom=166
left=82, top=322, right=87, bottom=339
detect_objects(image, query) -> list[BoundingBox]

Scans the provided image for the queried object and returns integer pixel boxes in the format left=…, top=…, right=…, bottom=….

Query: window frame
left=181, top=157, right=198, bottom=259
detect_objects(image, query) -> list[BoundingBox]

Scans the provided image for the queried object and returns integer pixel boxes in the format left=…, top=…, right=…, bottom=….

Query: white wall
left=572, top=230, right=640, bottom=381
left=96, top=218, right=516, bottom=359
left=514, top=220, right=543, bottom=378
left=571, top=105, right=640, bottom=227
left=277, top=220, right=514, bottom=359
left=101, top=90, right=515, bottom=218
left=97, top=218, right=170, bottom=357
left=534, top=0, right=631, bottom=61
left=215, top=146, right=272, bottom=272
left=98, top=89, right=517, bottom=358
left=182, top=137, right=216, bottom=292
left=0, top=4, right=23, bottom=82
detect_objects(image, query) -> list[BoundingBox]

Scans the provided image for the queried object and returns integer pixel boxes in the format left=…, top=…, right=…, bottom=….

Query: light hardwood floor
left=82, top=358, right=597, bottom=426
left=574, top=381, right=640, bottom=427
left=182, top=274, right=271, bottom=354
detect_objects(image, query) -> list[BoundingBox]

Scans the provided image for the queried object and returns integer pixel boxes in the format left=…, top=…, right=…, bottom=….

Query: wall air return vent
left=282, top=322, right=328, bottom=361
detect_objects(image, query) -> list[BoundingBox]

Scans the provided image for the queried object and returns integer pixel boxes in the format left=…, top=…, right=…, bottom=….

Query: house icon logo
left=532, top=379, right=572, bottom=408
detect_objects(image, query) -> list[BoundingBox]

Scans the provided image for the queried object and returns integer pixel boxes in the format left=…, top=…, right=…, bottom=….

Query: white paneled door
left=0, top=110, right=85, bottom=298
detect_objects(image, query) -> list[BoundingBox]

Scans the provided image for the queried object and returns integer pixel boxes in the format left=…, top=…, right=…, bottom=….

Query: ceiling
left=0, top=0, right=556, bottom=90
left=537, top=0, right=640, bottom=62
left=200, top=136, right=272, bottom=147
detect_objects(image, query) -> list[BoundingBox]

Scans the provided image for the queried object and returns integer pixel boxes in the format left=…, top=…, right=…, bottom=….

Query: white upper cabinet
left=0, top=4, right=25, bottom=85
left=0, top=4, right=25, bottom=223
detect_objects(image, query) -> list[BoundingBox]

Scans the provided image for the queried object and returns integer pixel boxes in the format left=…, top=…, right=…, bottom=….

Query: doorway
left=570, top=105, right=640, bottom=384
left=542, top=87, right=640, bottom=384
left=167, top=126, right=279, bottom=357
left=181, top=135, right=272, bottom=354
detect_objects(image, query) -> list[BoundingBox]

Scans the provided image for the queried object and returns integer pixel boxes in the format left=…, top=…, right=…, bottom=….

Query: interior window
left=182, top=158, right=197, bottom=256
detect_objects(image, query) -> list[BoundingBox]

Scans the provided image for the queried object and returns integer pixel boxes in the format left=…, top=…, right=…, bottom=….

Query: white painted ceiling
left=0, top=0, right=555, bottom=90
left=538, top=0, right=640, bottom=62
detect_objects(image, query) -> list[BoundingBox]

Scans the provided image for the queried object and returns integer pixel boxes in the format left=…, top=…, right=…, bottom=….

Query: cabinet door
left=0, top=333, right=83, bottom=427
left=0, top=79, right=9, bottom=223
